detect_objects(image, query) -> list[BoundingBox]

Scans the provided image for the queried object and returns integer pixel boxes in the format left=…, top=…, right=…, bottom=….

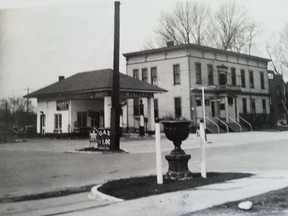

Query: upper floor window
left=173, top=64, right=181, bottom=85
left=241, top=69, right=246, bottom=88
left=231, top=68, right=236, bottom=86
left=208, top=64, right=214, bottom=85
left=195, top=62, right=202, bottom=84
left=133, top=69, right=139, bottom=79
left=260, top=71, right=265, bottom=89
left=142, top=68, right=148, bottom=82
left=151, top=67, right=158, bottom=86
left=249, top=70, right=254, bottom=89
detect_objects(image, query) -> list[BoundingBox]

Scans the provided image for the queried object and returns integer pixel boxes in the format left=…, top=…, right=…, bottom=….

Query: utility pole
left=110, top=1, right=120, bottom=151
left=24, top=87, right=31, bottom=113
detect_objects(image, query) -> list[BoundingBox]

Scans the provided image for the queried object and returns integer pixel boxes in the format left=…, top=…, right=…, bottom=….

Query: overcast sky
left=0, top=0, right=287, bottom=99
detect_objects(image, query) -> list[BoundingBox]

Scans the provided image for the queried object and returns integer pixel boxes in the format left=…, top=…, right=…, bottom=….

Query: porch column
left=225, top=96, right=229, bottom=122
left=147, top=97, right=155, bottom=133
left=104, top=96, right=111, bottom=128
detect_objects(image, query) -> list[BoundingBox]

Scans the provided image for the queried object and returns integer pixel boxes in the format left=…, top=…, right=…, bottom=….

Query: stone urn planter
left=161, top=120, right=193, bottom=180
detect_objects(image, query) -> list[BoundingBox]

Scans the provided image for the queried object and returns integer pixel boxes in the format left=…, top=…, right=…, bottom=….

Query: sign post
left=199, top=119, right=207, bottom=178
left=155, top=122, right=163, bottom=184
left=98, top=128, right=111, bottom=149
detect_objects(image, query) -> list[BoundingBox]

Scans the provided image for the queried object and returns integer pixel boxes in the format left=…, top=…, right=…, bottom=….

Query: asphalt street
left=0, top=131, right=288, bottom=215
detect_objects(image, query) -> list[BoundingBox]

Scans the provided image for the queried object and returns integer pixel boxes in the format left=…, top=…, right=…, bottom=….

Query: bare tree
left=206, top=1, right=258, bottom=53
left=150, top=0, right=258, bottom=54
left=280, top=23, right=288, bottom=69
left=266, top=23, right=288, bottom=77
left=154, top=1, right=209, bottom=46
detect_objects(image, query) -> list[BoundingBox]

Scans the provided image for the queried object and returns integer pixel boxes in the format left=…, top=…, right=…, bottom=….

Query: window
left=228, top=96, right=233, bottom=105
left=77, top=112, right=87, bottom=127
left=260, top=71, right=265, bottom=89
left=231, top=68, right=236, bottom=86
left=268, top=73, right=274, bottom=79
left=133, top=69, right=139, bottom=79
left=174, top=97, right=182, bottom=118
left=173, top=64, right=181, bottom=85
left=133, top=98, right=140, bottom=116
left=249, top=70, right=254, bottom=88
left=251, top=99, right=256, bottom=113
left=241, top=69, right=246, bottom=88
left=195, top=63, right=202, bottom=84
left=54, top=114, right=62, bottom=130
left=208, top=64, right=214, bottom=85
left=242, top=98, right=247, bottom=113
left=196, top=99, right=202, bottom=106
left=151, top=67, right=158, bottom=86
left=142, top=68, right=148, bottom=82
left=220, top=104, right=225, bottom=110
left=154, top=99, right=159, bottom=119
left=262, top=99, right=266, bottom=113
left=218, top=71, right=227, bottom=85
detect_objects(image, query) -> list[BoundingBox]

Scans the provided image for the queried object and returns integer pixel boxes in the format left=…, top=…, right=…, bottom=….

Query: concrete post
left=225, top=96, right=229, bottom=122
left=199, top=119, right=207, bottom=178
left=147, top=97, right=155, bottom=134
left=104, top=96, right=111, bottom=128
left=155, top=122, right=163, bottom=184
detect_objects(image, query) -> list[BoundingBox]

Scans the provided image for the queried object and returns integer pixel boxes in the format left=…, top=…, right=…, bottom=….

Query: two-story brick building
left=123, top=43, right=271, bottom=132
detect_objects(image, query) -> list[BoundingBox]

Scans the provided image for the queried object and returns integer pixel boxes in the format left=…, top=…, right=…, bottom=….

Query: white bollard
left=199, top=120, right=207, bottom=178
left=155, top=123, right=163, bottom=184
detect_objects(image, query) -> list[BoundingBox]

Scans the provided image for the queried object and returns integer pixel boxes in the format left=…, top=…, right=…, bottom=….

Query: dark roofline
left=24, top=69, right=167, bottom=98
left=123, top=43, right=271, bottom=62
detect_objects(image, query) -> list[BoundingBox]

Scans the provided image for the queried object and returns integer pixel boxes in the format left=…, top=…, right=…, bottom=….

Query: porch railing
left=205, top=117, right=220, bottom=134
left=229, top=117, right=242, bottom=132
left=215, top=117, right=229, bottom=133
left=239, top=116, right=252, bottom=131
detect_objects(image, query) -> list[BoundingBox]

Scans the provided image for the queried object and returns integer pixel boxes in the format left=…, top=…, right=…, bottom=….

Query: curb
left=90, top=185, right=124, bottom=202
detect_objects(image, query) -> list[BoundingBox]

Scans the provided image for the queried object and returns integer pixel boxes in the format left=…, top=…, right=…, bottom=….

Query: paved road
left=0, top=131, right=288, bottom=215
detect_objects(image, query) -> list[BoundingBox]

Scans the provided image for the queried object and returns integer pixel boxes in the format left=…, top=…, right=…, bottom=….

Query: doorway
left=40, top=114, right=46, bottom=135
left=211, top=102, right=216, bottom=117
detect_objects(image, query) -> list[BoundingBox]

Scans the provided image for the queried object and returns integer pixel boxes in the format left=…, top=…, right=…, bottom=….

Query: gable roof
left=25, top=68, right=167, bottom=98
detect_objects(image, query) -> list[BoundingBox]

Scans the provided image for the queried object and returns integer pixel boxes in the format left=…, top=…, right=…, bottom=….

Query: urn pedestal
left=161, top=120, right=193, bottom=180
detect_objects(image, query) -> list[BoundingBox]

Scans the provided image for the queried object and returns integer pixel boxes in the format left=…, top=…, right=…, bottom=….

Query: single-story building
left=25, top=68, right=167, bottom=137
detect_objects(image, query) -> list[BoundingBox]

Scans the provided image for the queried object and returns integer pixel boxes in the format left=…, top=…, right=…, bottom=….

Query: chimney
left=58, top=76, right=65, bottom=81
left=167, top=41, right=174, bottom=47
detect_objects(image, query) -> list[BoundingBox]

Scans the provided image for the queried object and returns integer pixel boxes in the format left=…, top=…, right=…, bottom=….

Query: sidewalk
left=77, top=170, right=288, bottom=216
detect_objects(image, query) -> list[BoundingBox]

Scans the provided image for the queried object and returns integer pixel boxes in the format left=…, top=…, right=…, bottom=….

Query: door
left=211, top=102, right=215, bottom=117
left=40, top=114, right=46, bottom=135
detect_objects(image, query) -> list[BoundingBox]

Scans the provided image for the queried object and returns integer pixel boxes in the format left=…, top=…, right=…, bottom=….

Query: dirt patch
left=98, top=172, right=252, bottom=200
left=77, top=147, right=128, bottom=153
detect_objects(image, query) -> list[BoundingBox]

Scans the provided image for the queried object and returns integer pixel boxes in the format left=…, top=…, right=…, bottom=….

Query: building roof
left=25, top=69, right=167, bottom=98
left=123, top=43, right=271, bottom=63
